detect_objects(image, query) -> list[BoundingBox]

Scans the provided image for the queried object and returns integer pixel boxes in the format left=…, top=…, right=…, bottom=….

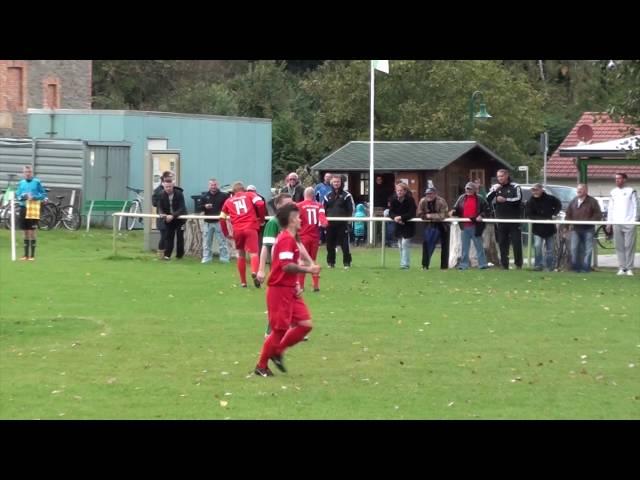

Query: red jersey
left=268, top=230, right=300, bottom=288
left=296, top=200, right=327, bottom=240
left=221, top=191, right=265, bottom=233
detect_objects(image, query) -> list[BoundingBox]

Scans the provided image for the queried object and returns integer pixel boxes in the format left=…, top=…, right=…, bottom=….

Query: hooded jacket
left=353, top=204, right=367, bottom=237
left=525, top=192, right=562, bottom=238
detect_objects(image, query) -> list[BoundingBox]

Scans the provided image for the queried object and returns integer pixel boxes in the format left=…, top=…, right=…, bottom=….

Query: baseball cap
left=246, top=185, right=257, bottom=191
left=425, top=187, right=437, bottom=194
left=464, top=182, right=476, bottom=190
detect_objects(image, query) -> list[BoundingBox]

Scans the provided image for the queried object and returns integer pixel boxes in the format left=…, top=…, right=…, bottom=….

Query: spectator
left=607, top=173, right=637, bottom=276
left=487, top=169, right=524, bottom=270
left=199, top=178, right=230, bottom=264
left=15, top=165, right=46, bottom=261
left=314, top=173, right=332, bottom=244
left=525, top=183, right=562, bottom=271
left=152, top=171, right=175, bottom=257
left=389, top=182, right=418, bottom=269
left=449, top=182, right=490, bottom=270
left=565, top=184, right=602, bottom=273
left=323, top=174, right=355, bottom=269
left=157, top=178, right=188, bottom=260
left=417, top=186, right=449, bottom=270
left=353, top=204, right=367, bottom=246
left=314, top=172, right=332, bottom=204
left=279, top=172, right=304, bottom=202
left=473, top=178, right=488, bottom=200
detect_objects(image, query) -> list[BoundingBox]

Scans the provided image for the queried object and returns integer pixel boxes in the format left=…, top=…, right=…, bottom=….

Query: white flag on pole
left=372, top=60, right=389, bottom=74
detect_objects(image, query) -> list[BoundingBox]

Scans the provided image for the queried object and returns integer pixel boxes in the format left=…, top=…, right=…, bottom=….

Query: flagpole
left=368, top=62, right=375, bottom=246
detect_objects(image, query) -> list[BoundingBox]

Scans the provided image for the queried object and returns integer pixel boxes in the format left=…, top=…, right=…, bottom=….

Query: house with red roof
left=547, top=112, right=639, bottom=196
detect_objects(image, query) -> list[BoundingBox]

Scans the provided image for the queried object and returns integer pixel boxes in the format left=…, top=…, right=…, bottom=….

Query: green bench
left=82, top=200, right=131, bottom=231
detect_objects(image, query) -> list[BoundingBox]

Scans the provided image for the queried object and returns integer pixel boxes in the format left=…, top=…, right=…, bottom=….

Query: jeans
left=202, top=221, right=229, bottom=262
left=459, top=227, right=487, bottom=269
left=570, top=227, right=594, bottom=272
left=533, top=234, right=555, bottom=270
left=398, top=237, right=412, bottom=268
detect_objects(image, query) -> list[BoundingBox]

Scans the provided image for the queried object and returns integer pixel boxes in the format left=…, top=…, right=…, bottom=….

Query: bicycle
left=1, top=174, right=20, bottom=229
left=125, top=186, right=144, bottom=230
left=39, top=190, right=82, bottom=231
left=595, top=222, right=614, bottom=250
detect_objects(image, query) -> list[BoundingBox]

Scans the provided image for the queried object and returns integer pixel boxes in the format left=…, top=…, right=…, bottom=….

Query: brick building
left=0, top=60, right=92, bottom=137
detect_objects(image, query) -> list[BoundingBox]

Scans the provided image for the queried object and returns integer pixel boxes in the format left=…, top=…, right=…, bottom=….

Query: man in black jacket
left=323, top=174, right=355, bottom=268
left=486, top=169, right=523, bottom=270
left=152, top=171, right=174, bottom=256
left=279, top=172, right=305, bottom=202
left=200, top=178, right=230, bottom=264
left=389, top=182, right=417, bottom=269
left=525, top=183, right=562, bottom=271
left=157, top=179, right=188, bottom=260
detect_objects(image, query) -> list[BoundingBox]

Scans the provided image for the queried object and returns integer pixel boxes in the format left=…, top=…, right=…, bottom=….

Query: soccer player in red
left=255, top=203, right=321, bottom=377
left=220, top=182, right=266, bottom=288
left=297, top=187, right=328, bottom=292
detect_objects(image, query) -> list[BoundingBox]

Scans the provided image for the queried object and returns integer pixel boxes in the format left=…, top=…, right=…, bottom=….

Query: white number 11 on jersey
left=307, top=208, right=317, bottom=225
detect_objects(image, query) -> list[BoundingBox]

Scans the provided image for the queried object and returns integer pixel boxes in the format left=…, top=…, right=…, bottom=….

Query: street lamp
left=467, top=90, right=492, bottom=139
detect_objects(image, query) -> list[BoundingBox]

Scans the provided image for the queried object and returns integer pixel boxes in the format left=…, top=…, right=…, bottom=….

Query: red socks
left=311, top=273, right=319, bottom=290
left=278, top=325, right=312, bottom=354
left=250, top=254, right=259, bottom=275
left=237, top=256, right=247, bottom=284
left=258, top=330, right=285, bottom=369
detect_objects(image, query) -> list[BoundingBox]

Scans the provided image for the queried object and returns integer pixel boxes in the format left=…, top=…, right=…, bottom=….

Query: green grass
left=1, top=229, right=639, bottom=419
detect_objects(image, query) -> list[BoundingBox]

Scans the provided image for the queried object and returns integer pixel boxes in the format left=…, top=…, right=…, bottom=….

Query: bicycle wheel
left=39, top=204, right=56, bottom=230
left=61, top=205, right=82, bottom=231
left=126, top=201, right=141, bottom=230
left=596, top=225, right=614, bottom=249
left=1, top=206, right=12, bottom=230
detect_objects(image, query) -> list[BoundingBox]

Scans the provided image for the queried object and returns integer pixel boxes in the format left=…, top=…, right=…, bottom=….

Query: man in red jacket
left=220, top=182, right=266, bottom=287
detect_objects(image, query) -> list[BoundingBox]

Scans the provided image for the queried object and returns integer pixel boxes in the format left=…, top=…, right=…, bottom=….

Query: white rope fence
left=110, top=212, right=639, bottom=268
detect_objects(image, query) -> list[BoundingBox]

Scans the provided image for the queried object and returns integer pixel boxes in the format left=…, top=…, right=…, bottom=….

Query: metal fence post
left=381, top=219, right=386, bottom=268
left=527, top=223, right=533, bottom=268
left=112, top=214, right=117, bottom=256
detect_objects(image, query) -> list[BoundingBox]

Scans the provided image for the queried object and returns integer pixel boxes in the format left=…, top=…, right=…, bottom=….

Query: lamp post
left=467, top=90, right=492, bottom=139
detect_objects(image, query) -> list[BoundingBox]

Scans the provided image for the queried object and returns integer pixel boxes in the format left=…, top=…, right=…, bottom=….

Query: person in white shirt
left=607, top=173, right=637, bottom=276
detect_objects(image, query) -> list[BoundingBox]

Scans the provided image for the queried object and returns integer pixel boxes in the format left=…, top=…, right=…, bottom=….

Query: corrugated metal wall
left=0, top=138, right=84, bottom=191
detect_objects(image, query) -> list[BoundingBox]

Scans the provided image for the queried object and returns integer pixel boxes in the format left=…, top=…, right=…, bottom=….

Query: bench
left=82, top=200, right=130, bottom=231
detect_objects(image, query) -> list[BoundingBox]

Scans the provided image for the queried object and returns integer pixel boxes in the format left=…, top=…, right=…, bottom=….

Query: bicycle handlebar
left=126, top=186, right=144, bottom=194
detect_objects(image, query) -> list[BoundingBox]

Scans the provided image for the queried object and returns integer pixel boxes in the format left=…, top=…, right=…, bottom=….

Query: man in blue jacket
left=15, top=165, right=47, bottom=260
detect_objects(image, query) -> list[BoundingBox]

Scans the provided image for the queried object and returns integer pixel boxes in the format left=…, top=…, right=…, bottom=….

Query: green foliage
left=92, top=60, right=635, bottom=186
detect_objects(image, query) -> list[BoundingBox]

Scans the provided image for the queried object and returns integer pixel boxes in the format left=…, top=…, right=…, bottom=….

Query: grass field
left=1, top=229, right=638, bottom=419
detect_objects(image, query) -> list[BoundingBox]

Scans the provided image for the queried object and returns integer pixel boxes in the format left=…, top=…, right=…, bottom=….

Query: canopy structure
left=559, top=135, right=640, bottom=183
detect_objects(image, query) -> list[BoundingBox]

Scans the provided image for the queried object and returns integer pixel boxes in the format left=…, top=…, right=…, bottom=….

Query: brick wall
left=0, top=60, right=92, bottom=137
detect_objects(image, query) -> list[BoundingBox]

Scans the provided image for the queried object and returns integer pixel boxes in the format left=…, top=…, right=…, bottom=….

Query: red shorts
left=233, top=228, right=259, bottom=254
left=300, top=236, right=319, bottom=261
left=266, top=286, right=311, bottom=331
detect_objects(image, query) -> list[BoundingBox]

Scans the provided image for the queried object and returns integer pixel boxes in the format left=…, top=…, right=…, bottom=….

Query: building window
left=359, top=172, right=369, bottom=196
left=42, top=76, right=61, bottom=109
left=7, top=67, right=25, bottom=111
left=46, top=83, right=59, bottom=109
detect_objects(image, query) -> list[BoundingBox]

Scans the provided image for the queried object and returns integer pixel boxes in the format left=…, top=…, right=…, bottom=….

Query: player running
left=254, top=203, right=320, bottom=377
